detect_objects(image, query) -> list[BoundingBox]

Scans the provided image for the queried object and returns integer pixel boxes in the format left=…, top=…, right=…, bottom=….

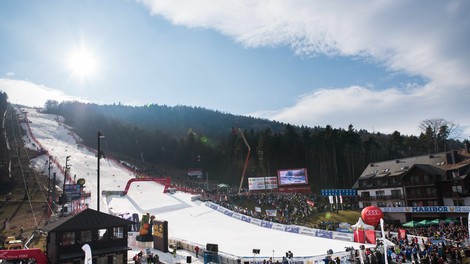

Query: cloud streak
left=0, top=79, right=88, bottom=107
left=138, top=0, right=470, bottom=137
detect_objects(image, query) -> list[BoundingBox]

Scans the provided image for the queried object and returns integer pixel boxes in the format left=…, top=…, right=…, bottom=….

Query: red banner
left=365, top=230, right=376, bottom=244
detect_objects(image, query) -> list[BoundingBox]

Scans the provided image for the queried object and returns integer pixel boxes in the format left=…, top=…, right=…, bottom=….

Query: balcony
left=358, top=194, right=404, bottom=201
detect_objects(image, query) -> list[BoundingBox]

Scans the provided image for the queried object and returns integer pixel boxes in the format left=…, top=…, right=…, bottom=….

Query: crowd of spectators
left=214, top=192, right=317, bottom=225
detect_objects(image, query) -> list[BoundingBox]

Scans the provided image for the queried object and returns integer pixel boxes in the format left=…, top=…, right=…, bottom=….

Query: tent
left=444, top=218, right=459, bottom=224
left=402, top=220, right=421, bottom=227
left=418, top=219, right=433, bottom=226
left=351, top=217, right=375, bottom=230
left=429, top=219, right=442, bottom=226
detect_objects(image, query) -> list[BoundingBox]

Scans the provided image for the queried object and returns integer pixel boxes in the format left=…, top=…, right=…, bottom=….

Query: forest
left=39, top=100, right=464, bottom=193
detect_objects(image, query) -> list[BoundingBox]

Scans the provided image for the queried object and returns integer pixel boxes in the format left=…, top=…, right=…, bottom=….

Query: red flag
left=365, top=230, right=376, bottom=244
left=398, top=228, right=407, bottom=240
left=306, top=199, right=315, bottom=207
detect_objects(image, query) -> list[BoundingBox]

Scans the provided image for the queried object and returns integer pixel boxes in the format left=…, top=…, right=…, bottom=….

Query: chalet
left=42, top=208, right=135, bottom=264
left=353, top=147, right=470, bottom=222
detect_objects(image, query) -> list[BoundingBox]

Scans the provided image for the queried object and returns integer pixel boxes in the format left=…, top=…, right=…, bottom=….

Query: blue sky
left=1, top=0, right=469, bottom=138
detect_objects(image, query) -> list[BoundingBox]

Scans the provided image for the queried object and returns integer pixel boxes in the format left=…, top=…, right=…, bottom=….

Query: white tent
left=351, top=217, right=375, bottom=230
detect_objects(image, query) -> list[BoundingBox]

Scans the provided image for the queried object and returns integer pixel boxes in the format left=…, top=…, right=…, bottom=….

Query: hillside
left=43, top=101, right=464, bottom=192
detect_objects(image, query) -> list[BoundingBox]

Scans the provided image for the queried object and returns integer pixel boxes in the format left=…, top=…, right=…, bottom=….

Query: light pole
left=47, top=156, right=52, bottom=215
left=62, top=156, right=71, bottom=216
left=97, top=131, right=105, bottom=212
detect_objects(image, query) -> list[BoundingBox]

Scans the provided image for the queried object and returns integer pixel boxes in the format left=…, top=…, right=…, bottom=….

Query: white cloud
left=0, top=79, right=89, bottom=107
left=5, top=72, right=15, bottom=77
left=139, top=0, right=470, bottom=138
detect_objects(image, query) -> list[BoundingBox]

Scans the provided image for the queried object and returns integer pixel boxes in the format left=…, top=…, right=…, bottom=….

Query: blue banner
left=315, top=230, right=333, bottom=239
left=285, top=226, right=300, bottom=233
left=321, top=189, right=357, bottom=196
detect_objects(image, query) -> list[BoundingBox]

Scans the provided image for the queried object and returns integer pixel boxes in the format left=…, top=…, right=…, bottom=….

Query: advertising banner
left=248, top=177, right=278, bottom=190
left=315, top=230, right=333, bottom=239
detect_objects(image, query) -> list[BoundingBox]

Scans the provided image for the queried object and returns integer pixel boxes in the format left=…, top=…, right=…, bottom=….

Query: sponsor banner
left=255, top=206, right=261, bottom=213
left=315, top=230, right=333, bottom=239
left=381, top=206, right=470, bottom=213
left=223, top=210, right=233, bottom=217
left=248, top=177, right=278, bottom=190
left=64, top=184, right=81, bottom=199
left=261, top=221, right=273, bottom=229
left=336, top=228, right=352, bottom=233
left=272, top=223, right=285, bottom=231
left=285, top=226, right=300, bottom=234
left=241, top=216, right=251, bottom=223
left=339, top=222, right=351, bottom=229
left=332, top=232, right=354, bottom=242
left=251, top=218, right=261, bottom=226
left=266, top=209, right=277, bottom=217
left=278, top=185, right=311, bottom=193
left=299, top=227, right=315, bottom=236
left=239, top=254, right=352, bottom=264
left=207, top=202, right=218, bottom=210
left=217, top=206, right=225, bottom=213
left=321, top=189, right=357, bottom=196
left=232, top=213, right=242, bottom=220
left=187, top=168, right=203, bottom=178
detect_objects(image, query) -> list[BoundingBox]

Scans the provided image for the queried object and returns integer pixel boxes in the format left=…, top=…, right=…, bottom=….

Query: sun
left=66, top=47, right=99, bottom=79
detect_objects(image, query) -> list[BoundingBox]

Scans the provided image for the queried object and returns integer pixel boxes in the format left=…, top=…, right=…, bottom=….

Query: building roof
left=41, top=208, right=135, bottom=232
left=353, top=151, right=450, bottom=189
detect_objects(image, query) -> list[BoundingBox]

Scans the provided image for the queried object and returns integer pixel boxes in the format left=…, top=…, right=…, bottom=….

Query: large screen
left=277, top=168, right=308, bottom=186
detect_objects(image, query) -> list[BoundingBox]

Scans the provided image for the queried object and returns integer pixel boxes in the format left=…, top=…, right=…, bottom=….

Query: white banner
left=248, top=177, right=278, bottom=190
left=328, top=196, right=333, bottom=204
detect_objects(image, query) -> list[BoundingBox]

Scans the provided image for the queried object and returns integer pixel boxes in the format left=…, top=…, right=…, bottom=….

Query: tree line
left=42, top=100, right=464, bottom=193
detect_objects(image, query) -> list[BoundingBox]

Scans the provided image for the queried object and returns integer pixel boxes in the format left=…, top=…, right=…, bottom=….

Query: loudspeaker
left=186, top=256, right=192, bottom=263
left=206, top=243, right=218, bottom=253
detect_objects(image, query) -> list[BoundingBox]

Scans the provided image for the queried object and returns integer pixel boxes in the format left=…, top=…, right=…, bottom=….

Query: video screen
left=277, top=168, right=308, bottom=186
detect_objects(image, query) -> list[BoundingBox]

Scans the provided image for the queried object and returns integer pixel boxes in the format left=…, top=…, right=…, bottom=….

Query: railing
left=358, top=194, right=404, bottom=201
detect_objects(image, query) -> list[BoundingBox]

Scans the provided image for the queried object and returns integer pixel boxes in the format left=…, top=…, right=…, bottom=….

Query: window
left=97, top=256, right=108, bottom=264
left=452, top=185, right=463, bottom=193
left=113, top=227, right=124, bottom=239
left=391, top=189, right=401, bottom=199
left=98, top=228, right=108, bottom=241
left=81, top=230, right=93, bottom=243
left=112, top=253, right=124, bottom=264
left=375, top=190, right=385, bottom=198
left=62, top=231, right=75, bottom=246
left=377, top=202, right=386, bottom=207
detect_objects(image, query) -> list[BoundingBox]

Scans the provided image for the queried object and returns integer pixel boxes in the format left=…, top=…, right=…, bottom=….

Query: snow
left=21, top=107, right=369, bottom=263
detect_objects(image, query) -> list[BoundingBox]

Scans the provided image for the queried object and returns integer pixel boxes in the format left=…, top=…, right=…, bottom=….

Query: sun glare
left=67, top=47, right=99, bottom=79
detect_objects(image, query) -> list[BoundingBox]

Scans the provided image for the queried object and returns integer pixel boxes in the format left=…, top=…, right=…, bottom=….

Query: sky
left=22, top=106, right=369, bottom=262
left=2, top=0, right=470, bottom=138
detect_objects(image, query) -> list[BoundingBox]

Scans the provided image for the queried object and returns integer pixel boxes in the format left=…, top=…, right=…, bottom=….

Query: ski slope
left=22, top=107, right=367, bottom=261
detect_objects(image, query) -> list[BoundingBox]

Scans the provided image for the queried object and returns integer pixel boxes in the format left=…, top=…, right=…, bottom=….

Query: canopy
left=351, top=217, right=375, bottom=230
left=402, top=220, right=421, bottom=227
left=418, top=219, right=433, bottom=226
left=429, top=219, right=442, bottom=226
left=444, top=218, right=459, bottom=224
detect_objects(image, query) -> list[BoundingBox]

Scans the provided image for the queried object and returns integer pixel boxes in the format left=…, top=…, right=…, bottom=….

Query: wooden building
left=353, top=148, right=470, bottom=222
left=42, top=208, right=135, bottom=264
